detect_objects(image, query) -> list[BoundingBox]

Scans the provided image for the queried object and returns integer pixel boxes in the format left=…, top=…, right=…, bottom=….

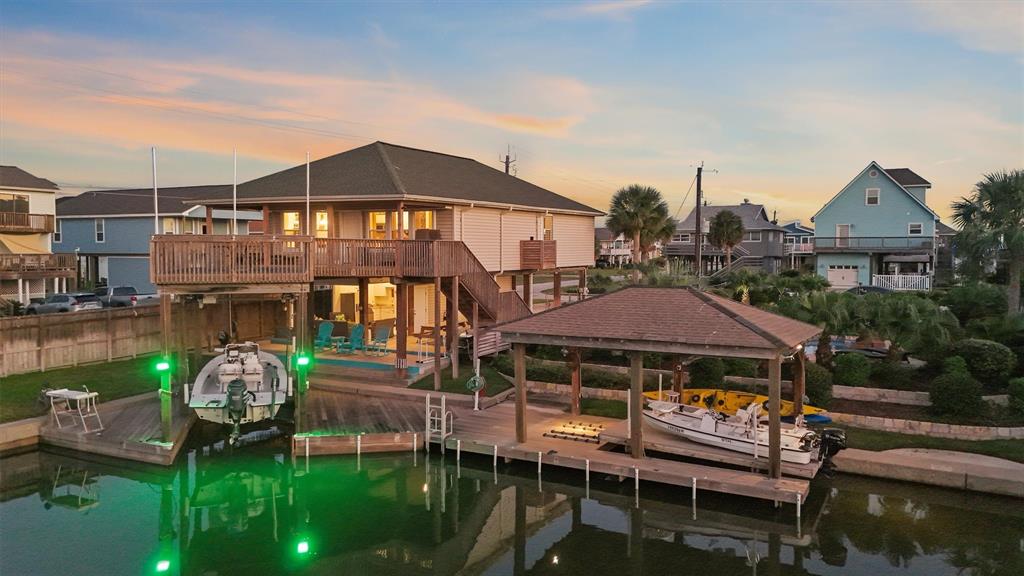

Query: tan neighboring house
left=0, top=166, right=75, bottom=305
left=150, top=142, right=602, bottom=362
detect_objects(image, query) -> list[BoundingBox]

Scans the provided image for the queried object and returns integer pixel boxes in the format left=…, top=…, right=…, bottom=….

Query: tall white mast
left=232, top=148, right=238, bottom=236
left=151, top=147, right=159, bottom=234
left=305, top=151, right=311, bottom=235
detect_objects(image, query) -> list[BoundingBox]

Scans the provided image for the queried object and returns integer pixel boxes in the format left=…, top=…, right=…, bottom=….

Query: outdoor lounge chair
left=367, top=324, right=391, bottom=356
left=336, top=323, right=365, bottom=355
left=314, top=321, right=345, bottom=351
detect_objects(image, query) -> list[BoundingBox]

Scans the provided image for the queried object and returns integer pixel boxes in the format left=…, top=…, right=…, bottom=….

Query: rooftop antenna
left=690, top=161, right=718, bottom=279
left=500, top=144, right=517, bottom=175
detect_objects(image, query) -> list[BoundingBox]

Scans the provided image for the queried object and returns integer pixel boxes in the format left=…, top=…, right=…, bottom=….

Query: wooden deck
left=293, top=390, right=426, bottom=456
left=38, top=393, right=195, bottom=466
left=599, top=418, right=823, bottom=479
left=443, top=403, right=811, bottom=506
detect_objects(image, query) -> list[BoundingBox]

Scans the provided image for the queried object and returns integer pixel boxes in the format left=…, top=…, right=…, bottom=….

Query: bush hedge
left=1008, top=378, right=1024, bottom=417
left=949, top=338, right=1017, bottom=388
left=833, top=353, right=872, bottom=387
left=869, top=361, right=915, bottom=390
left=722, top=358, right=758, bottom=378
left=689, top=358, right=725, bottom=388
left=804, top=361, right=833, bottom=407
left=929, top=356, right=984, bottom=417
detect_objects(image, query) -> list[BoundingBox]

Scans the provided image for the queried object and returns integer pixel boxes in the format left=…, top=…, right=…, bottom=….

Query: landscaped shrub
left=723, top=358, right=758, bottom=378
left=929, top=356, right=984, bottom=417
left=833, top=353, right=872, bottom=387
left=1008, top=378, right=1024, bottom=417
left=949, top=338, right=1017, bottom=388
left=869, top=361, right=914, bottom=390
left=941, top=283, right=1007, bottom=325
left=804, top=361, right=833, bottom=407
left=688, top=358, right=725, bottom=388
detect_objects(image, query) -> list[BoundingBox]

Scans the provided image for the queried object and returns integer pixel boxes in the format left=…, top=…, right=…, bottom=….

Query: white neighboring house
left=0, top=166, right=76, bottom=305
left=595, top=227, right=634, bottom=267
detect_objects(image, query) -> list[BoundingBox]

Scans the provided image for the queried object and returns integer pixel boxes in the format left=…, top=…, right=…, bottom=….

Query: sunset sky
left=1, top=1, right=1021, bottom=223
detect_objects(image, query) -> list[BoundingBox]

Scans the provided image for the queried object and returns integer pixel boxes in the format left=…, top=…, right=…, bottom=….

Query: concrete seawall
left=834, top=448, right=1024, bottom=498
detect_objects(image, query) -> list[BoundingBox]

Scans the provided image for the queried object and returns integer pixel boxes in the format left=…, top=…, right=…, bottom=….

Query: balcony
left=784, top=243, right=814, bottom=254
left=150, top=235, right=314, bottom=286
left=0, top=253, right=76, bottom=279
left=0, top=212, right=54, bottom=234
left=872, top=274, right=931, bottom=291
left=814, top=237, right=933, bottom=253
left=520, top=240, right=557, bottom=270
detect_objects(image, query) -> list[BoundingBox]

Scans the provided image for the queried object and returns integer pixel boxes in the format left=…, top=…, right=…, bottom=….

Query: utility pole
left=500, top=145, right=517, bottom=175
left=694, top=163, right=703, bottom=278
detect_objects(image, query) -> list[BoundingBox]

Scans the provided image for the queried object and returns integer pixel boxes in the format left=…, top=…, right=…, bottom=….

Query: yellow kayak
left=644, top=388, right=832, bottom=423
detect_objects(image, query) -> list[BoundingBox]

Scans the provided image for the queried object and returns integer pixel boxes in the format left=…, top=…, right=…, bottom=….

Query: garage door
left=827, top=266, right=858, bottom=289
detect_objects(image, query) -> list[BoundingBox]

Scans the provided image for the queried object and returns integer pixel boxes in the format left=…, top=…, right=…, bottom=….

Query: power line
left=673, top=173, right=698, bottom=219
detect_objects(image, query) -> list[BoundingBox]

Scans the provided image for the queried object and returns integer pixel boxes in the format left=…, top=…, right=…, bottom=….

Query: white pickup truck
left=94, top=286, right=159, bottom=308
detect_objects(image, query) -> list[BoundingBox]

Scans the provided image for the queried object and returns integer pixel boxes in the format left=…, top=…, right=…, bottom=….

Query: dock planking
left=293, top=389, right=426, bottom=456
left=38, top=393, right=194, bottom=466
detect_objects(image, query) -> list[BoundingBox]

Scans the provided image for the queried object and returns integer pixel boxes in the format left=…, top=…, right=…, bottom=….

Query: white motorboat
left=642, top=400, right=844, bottom=465
left=189, top=342, right=289, bottom=444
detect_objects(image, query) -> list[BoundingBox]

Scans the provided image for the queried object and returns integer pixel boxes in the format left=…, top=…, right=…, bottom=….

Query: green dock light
left=296, top=355, right=311, bottom=367
left=155, top=359, right=171, bottom=373
left=155, top=559, right=171, bottom=572
left=296, top=539, right=310, bottom=555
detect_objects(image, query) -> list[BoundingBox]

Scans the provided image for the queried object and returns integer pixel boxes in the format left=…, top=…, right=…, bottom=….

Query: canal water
left=1, top=432, right=1022, bottom=575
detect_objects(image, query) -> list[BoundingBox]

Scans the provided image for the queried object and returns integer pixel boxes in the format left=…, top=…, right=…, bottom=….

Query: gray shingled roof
left=884, top=168, right=931, bottom=187
left=936, top=221, right=958, bottom=235
left=198, top=142, right=603, bottom=215
left=0, top=166, right=59, bottom=191
left=57, top=185, right=231, bottom=216
left=676, top=202, right=785, bottom=233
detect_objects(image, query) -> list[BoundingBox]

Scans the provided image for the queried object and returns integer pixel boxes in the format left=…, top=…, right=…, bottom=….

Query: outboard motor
left=226, top=378, right=250, bottom=445
left=818, top=428, right=848, bottom=476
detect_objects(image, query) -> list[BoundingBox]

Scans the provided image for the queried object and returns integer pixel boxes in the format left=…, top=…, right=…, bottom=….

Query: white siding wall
left=437, top=207, right=456, bottom=241
left=459, top=207, right=502, bottom=270
left=554, top=214, right=596, bottom=268
left=500, top=211, right=541, bottom=271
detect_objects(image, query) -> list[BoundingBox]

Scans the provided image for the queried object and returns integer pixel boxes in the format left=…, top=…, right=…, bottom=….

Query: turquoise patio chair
left=336, top=323, right=365, bottom=355
left=314, top=321, right=341, bottom=351
left=367, top=323, right=391, bottom=356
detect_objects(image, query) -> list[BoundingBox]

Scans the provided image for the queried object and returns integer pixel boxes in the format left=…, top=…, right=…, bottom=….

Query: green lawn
left=837, top=425, right=1024, bottom=464
left=409, top=361, right=512, bottom=396
left=0, top=356, right=162, bottom=423
left=580, top=398, right=626, bottom=419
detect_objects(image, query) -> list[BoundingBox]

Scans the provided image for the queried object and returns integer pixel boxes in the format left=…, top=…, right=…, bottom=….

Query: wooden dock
left=292, top=389, right=426, bottom=456
left=442, top=403, right=811, bottom=506
left=599, top=418, right=823, bottom=479
left=38, top=393, right=194, bottom=466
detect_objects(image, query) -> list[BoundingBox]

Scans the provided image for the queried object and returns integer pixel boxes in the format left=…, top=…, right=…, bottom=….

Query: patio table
left=46, top=389, right=104, bottom=433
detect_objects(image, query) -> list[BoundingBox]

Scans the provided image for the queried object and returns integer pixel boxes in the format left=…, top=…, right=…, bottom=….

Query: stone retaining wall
left=834, top=385, right=1010, bottom=407
left=831, top=412, right=1024, bottom=440
left=524, top=379, right=628, bottom=401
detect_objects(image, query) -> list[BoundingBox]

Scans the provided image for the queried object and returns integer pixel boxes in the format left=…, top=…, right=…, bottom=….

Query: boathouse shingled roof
left=0, top=166, right=60, bottom=191
left=198, top=141, right=603, bottom=215
left=495, top=286, right=820, bottom=357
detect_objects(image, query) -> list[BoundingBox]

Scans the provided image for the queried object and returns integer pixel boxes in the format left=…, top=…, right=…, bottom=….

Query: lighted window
left=162, top=217, right=178, bottom=234
left=865, top=188, right=880, bottom=206
left=315, top=211, right=329, bottom=238
left=282, top=212, right=301, bottom=235
left=542, top=215, right=554, bottom=241
left=413, top=211, right=434, bottom=231
left=368, top=211, right=388, bottom=239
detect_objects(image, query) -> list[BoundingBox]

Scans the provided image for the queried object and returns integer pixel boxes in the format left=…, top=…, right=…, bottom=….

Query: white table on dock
left=47, top=389, right=104, bottom=433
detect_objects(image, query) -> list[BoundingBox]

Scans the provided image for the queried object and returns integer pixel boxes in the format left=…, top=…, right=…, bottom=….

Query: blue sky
left=1, top=0, right=1021, bottom=221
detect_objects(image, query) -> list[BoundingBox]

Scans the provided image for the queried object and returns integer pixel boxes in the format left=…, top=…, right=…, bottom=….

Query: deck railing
left=150, top=235, right=314, bottom=285
left=872, top=274, right=932, bottom=291
left=0, top=253, right=76, bottom=278
left=0, top=212, right=54, bottom=233
left=814, top=237, right=933, bottom=252
left=520, top=240, right=557, bottom=270
left=784, top=243, right=814, bottom=254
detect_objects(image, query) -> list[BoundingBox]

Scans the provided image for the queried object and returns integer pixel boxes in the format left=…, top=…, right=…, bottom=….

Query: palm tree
left=606, top=184, right=676, bottom=283
left=708, top=210, right=745, bottom=268
left=802, top=291, right=854, bottom=371
left=951, top=170, right=1024, bottom=314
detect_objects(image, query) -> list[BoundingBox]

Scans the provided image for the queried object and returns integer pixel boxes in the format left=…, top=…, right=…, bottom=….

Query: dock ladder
left=425, top=394, right=454, bottom=452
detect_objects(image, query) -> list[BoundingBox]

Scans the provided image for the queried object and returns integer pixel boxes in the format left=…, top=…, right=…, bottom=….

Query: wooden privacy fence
left=0, top=299, right=285, bottom=377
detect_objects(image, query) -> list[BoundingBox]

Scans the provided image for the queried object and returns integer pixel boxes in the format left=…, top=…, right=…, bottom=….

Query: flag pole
left=232, top=148, right=238, bottom=236
left=151, top=147, right=158, bottom=234
left=305, top=151, right=311, bottom=236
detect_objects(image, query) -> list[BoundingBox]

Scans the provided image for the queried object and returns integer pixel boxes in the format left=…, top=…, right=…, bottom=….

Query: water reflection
left=0, top=433, right=1022, bottom=575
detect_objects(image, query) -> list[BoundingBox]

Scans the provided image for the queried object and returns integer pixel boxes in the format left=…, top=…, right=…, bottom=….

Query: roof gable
left=813, top=161, right=939, bottom=221
left=676, top=203, right=785, bottom=232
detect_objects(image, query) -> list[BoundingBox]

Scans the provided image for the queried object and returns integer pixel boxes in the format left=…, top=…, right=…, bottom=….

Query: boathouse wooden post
left=471, top=301, right=479, bottom=370
left=522, top=273, right=533, bottom=312
left=449, top=275, right=459, bottom=379
left=552, top=271, right=562, bottom=307
left=628, top=351, right=644, bottom=459
left=569, top=347, right=582, bottom=416
left=358, top=278, right=370, bottom=331
left=792, top=351, right=806, bottom=416
left=433, top=276, right=442, bottom=391
left=578, top=268, right=587, bottom=300
left=295, top=291, right=310, bottom=433
left=768, top=353, right=783, bottom=478
left=159, top=293, right=173, bottom=442
left=513, top=343, right=527, bottom=443
left=395, top=282, right=408, bottom=376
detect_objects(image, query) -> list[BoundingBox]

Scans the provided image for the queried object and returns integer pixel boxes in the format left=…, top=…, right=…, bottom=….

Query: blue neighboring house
left=54, top=186, right=261, bottom=292
left=781, top=220, right=814, bottom=270
left=811, top=162, right=940, bottom=291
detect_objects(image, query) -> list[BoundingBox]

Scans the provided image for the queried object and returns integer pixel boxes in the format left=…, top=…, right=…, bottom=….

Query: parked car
left=844, top=285, right=892, bottom=295
left=25, top=292, right=103, bottom=314
left=94, top=285, right=159, bottom=308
